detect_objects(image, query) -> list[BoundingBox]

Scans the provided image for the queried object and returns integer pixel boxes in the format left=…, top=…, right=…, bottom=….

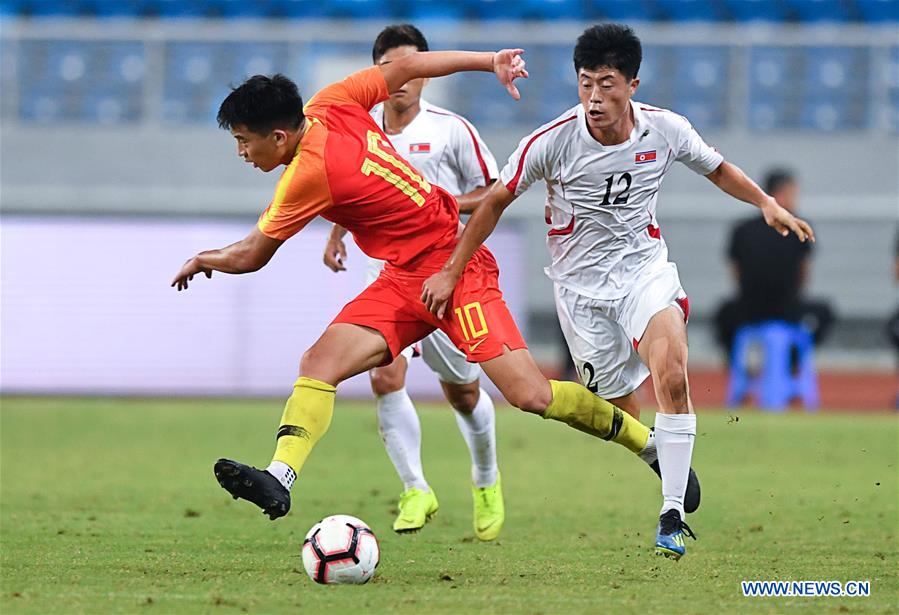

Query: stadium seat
left=785, top=0, right=852, bottom=22
left=800, top=47, right=867, bottom=129
left=403, top=0, right=468, bottom=21
left=81, top=87, right=141, bottom=123
left=321, top=0, right=396, bottom=19
left=726, top=321, right=819, bottom=411
left=855, top=0, right=899, bottom=22
left=748, top=46, right=800, bottom=128
left=656, top=0, right=727, bottom=21
left=723, top=0, right=790, bottom=22
left=582, top=0, right=661, bottom=21
left=0, top=0, right=24, bottom=17
left=16, top=0, right=80, bottom=17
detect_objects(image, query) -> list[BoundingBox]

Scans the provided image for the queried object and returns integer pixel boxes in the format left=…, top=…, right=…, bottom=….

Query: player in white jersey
left=321, top=25, right=504, bottom=541
left=421, top=24, right=814, bottom=560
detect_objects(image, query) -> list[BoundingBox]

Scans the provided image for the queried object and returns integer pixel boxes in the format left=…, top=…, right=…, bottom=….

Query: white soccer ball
left=301, top=514, right=380, bottom=585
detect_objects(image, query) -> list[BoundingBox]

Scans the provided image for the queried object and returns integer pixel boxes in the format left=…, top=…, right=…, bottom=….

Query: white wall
left=0, top=216, right=525, bottom=396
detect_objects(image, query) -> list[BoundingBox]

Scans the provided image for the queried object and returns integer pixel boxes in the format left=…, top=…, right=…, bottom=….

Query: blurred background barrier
left=1, top=1, right=897, bottom=406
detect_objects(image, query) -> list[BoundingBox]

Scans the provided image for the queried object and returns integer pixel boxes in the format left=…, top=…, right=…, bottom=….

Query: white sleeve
left=450, top=117, right=498, bottom=193
left=673, top=115, right=724, bottom=175
left=499, top=128, right=548, bottom=196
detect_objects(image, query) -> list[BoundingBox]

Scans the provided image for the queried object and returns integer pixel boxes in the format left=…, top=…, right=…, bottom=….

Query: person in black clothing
left=714, top=169, right=835, bottom=362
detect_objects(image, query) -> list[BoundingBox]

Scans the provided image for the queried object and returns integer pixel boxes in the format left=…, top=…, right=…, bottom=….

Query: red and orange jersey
left=256, top=66, right=460, bottom=269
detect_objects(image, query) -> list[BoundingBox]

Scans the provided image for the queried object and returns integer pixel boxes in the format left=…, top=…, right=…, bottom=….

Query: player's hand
left=421, top=269, right=460, bottom=319
left=761, top=198, right=815, bottom=243
left=171, top=257, right=212, bottom=291
left=493, top=48, right=528, bottom=100
left=323, top=236, right=347, bottom=272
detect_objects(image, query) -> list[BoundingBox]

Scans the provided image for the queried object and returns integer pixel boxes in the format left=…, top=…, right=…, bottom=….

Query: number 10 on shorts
left=454, top=301, right=488, bottom=341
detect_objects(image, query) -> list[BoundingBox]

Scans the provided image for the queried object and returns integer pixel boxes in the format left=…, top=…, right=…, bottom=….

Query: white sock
left=265, top=460, right=296, bottom=492
left=453, top=387, right=498, bottom=488
left=638, top=428, right=657, bottom=465
left=377, top=388, right=428, bottom=492
left=654, top=413, right=696, bottom=518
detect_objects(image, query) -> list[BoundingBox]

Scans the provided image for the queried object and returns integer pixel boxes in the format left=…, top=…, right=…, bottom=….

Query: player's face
left=775, top=181, right=798, bottom=212
left=377, top=45, right=427, bottom=112
left=577, top=67, right=638, bottom=133
left=230, top=124, right=287, bottom=173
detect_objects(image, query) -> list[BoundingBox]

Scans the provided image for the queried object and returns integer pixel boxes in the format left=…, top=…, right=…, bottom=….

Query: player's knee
left=444, top=382, right=479, bottom=413
left=506, top=383, right=552, bottom=414
left=659, top=363, right=689, bottom=411
left=299, top=346, right=326, bottom=377
left=370, top=367, right=404, bottom=396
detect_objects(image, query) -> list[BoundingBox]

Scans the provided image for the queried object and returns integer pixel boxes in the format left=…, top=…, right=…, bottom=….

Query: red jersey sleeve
left=257, top=123, right=333, bottom=241
left=304, top=66, right=390, bottom=116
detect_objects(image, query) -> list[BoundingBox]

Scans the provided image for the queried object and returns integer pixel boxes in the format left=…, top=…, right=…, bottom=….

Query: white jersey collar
left=374, top=98, right=430, bottom=136
left=576, top=100, right=643, bottom=152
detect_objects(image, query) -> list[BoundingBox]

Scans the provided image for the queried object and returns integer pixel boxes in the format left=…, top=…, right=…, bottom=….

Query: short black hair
left=216, top=74, right=304, bottom=135
left=573, top=23, right=642, bottom=80
left=372, top=23, right=429, bottom=63
left=764, top=168, right=796, bottom=195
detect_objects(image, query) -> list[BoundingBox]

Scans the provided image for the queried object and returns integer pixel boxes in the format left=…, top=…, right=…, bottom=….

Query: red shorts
left=332, top=246, right=527, bottom=364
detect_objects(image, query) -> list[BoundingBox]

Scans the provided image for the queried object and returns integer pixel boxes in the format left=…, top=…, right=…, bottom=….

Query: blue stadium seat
left=81, top=0, right=144, bottom=17
left=321, top=0, right=396, bottom=19
left=273, top=0, right=331, bottom=18
left=749, top=46, right=800, bottom=129
left=889, top=47, right=899, bottom=132
left=163, top=40, right=293, bottom=124
left=515, top=0, right=582, bottom=20
left=724, top=0, right=790, bottom=22
left=404, top=0, right=468, bottom=21
left=583, top=0, right=662, bottom=21
left=856, top=0, right=899, bottom=22
left=634, top=45, right=667, bottom=106
left=656, top=0, right=727, bottom=21
left=670, top=46, right=729, bottom=128
left=800, top=47, right=867, bottom=129
left=82, top=87, right=142, bottom=123
left=141, top=0, right=214, bottom=18
left=748, top=98, right=792, bottom=130
left=19, top=86, right=67, bottom=122
left=16, top=0, right=82, bottom=17
left=785, top=0, right=852, bottom=22
left=0, top=0, right=24, bottom=17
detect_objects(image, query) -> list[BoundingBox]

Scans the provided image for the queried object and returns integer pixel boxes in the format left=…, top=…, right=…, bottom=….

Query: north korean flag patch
left=409, top=143, right=431, bottom=154
left=635, top=150, right=656, bottom=164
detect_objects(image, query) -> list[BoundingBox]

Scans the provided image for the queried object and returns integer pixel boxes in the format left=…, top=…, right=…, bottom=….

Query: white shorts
left=365, top=257, right=481, bottom=384
left=554, top=261, right=688, bottom=399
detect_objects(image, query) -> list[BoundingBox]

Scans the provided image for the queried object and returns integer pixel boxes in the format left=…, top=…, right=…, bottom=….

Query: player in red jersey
left=171, top=49, right=684, bottom=523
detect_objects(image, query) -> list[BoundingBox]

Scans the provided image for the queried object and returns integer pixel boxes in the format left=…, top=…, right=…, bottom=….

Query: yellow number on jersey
left=454, top=302, right=489, bottom=342
left=360, top=130, right=431, bottom=206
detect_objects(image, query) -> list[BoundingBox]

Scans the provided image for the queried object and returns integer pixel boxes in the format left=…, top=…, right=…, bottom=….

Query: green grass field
left=1, top=397, right=896, bottom=614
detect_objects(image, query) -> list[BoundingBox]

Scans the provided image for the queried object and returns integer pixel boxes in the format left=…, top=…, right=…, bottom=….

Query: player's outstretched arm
left=171, top=227, right=284, bottom=291
left=381, top=50, right=528, bottom=101
left=323, top=224, right=349, bottom=272
left=706, top=161, right=815, bottom=243
left=421, top=182, right=517, bottom=317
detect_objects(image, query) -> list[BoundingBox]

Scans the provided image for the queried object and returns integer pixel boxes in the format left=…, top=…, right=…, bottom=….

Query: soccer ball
left=301, top=515, right=380, bottom=585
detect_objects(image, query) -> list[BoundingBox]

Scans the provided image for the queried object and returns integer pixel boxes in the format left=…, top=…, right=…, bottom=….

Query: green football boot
left=472, top=473, right=505, bottom=542
left=392, top=487, right=439, bottom=533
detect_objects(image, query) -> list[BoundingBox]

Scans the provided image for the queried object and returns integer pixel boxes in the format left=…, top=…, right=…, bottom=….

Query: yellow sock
left=271, top=376, right=335, bottom=474
left=544, top=380, right=649, bottom=454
